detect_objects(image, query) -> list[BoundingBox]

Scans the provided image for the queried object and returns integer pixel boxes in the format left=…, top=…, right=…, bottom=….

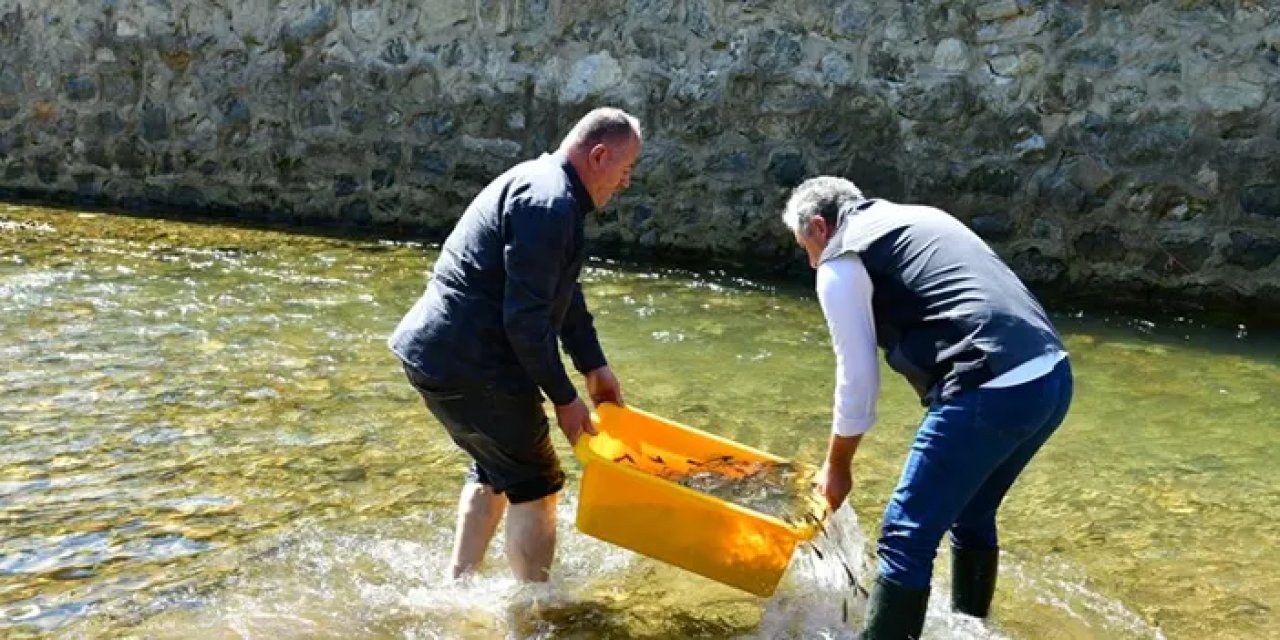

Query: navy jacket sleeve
left=501, top=200, right=579, bottom=406
left=559, top=284, right=607, bottom=375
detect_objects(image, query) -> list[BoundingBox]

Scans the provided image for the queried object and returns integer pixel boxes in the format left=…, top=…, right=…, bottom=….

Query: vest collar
left=817, top=197, right=876, bottom=264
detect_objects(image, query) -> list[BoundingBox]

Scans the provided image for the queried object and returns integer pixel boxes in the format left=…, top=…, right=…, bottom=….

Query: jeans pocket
left=972, top=386, right=1041, bottom=438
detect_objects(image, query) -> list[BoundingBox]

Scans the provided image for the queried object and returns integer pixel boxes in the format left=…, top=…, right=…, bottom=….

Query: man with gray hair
left=389, top=107, right=642, bottom=582
left=782, top=177, right=1073, bottom=639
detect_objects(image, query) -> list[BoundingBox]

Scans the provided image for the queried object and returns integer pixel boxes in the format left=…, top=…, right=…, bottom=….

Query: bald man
left=389, top=108, right=642, bottom=582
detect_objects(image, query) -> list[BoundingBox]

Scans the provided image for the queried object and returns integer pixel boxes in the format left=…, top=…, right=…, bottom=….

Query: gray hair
left=780, top=176, right=864, bottom=234
left=559, top=107, right=643, bottom=151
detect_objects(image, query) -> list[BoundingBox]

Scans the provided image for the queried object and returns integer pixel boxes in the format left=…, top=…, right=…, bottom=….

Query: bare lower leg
left=450, top=482, right=507, bottom=579
left=504, top=493, right=557, bottom=582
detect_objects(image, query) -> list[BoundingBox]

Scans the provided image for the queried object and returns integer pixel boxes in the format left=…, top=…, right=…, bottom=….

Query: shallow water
left=1, top=203, right=1277, bottom=639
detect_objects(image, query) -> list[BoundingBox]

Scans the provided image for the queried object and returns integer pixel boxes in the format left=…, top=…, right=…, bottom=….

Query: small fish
left=649, top=455, right=664, bottom=464
left=842, top=560, right=856, bottom=586
left=811, top=544, right=825, bottom=560
left=686, top=458, right=702, bottom=466
left=842, top=598, right=848, bottom=623
left=613, top=453, right=636, bottom=464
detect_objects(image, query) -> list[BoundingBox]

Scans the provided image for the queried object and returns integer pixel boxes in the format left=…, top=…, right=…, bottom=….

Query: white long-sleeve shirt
left=816, top=254, right=880, bottom=437
left=816, top=254, right=1066, bottom=437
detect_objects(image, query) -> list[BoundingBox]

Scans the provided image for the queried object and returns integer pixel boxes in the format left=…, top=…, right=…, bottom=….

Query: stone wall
left=1, top=1, right=1278, bottom=317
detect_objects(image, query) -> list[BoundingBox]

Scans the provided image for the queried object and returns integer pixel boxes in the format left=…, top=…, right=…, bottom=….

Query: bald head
left=559, top=107, right=643, bottom=209
left=559, top=107, right=643, bottom=154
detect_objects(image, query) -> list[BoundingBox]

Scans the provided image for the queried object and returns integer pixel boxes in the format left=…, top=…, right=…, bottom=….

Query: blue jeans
left=877, top=358, right=1074, bottom=589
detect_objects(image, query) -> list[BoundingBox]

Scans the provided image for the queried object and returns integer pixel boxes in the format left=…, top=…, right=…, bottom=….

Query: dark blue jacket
left=388, top=152, right=606, bottom=405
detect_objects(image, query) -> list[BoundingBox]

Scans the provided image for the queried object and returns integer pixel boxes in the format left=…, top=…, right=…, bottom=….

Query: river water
left=1, top=203, right=1276, bottom=639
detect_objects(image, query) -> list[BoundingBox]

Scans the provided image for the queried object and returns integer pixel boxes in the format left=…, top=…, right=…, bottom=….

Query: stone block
left=381, top=38, right=410, bottom=65
left=94, top=110, right=126, bottom=136
left=1144, top=237, right=1213, bottom=274
left=156, top=36, right=193, bottom=73
left=896, top=76, right=972, bottom=122
left=833, top=5, right=869, bottom=36
left=747, top=29, right=804, bottom=75
left=84, top=141, right=111, bottom=168
left=139, top=101, right=169, bottom=142
left=928, top=38, right=966, bottom=72
left=994, top=49, right=1044, bottom=77
left=976, top=11, right=1046, bottom=43
left=340, top=107, right=366, bottom=134
left=870, top=48, right=914, bottom=82
left=35, top=155, right=59, bottom=183
left=113, top=138, right=145, bottom=171
left=1107, top=121, right=1191, bottom=165
left=1074, top=227, right=1126, bottom=262
left=1198, top=79, right=1267, bottom=117
left=461, top=135, right=522, bottom=159
left=707, top=151, right=754, bottom=175
left=0, top=66, right=20, bottom=97
left=1223, top=231, right=1280, bottom=270
left=411, top=113, right=454, bottom=136
left=340, top=198, right=372, bottom=225
left=0, top=128, right=21, bottom=157
left=101, top=73, right=140, bottom=104
left=170, top=184, right=209, bottom=210
left=1035, top=72, right=1092, bottom=113
left=976, top=0, right=1021, bottom=22
left=281, top=5, right=336, bottom=49
left=767, top=152, right=807, bottom=188
left=1063, top=46, right=1118, bottom=71
left=349, top=9, right=380, bottom=41
left=411, top=146, right=448, bottom=175
left=301, top=101, right=332, bottom=129
left=685, top=0, right=714, bottom=37
left=1069, top=157, right=1115, bottom=194
left=1033, top=170, right=1088, bottom=215
left=3, top=160, right=25, bottom=180
left=561, top=51, right=624, bottom=104
left=373, top=140, right=403, bottom=166
left=334, top=174, right=360, bottom=197
left=970, top=213, right=1015, bottom=240
left=1010, top=247, right=1066, bottom=285
left=963, top=163, right=1022, bottom=197
left=64, top=76, right=97, bottom=101
left=1241, top=184, right=1280, bottom=218
left=372, top=168, right=395, bottom=190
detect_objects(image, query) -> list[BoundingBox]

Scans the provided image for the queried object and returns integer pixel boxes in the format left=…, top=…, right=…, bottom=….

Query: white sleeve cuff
left=832, top=412, right=875, bottom=437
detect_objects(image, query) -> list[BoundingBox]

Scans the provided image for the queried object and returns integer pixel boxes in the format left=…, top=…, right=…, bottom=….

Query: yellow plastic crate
left=573, top=403, right=822, bottom=597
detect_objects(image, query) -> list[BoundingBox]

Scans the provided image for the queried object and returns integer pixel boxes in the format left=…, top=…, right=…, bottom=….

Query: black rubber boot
left=858, top=576, right=930, bottom=640
left=950, top=546, right=999, bottom=618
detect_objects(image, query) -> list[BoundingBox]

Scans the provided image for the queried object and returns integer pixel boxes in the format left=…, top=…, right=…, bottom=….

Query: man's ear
left=589, top=144, right=608, bottom=166
left=811, top=216, right=829, bottom=240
